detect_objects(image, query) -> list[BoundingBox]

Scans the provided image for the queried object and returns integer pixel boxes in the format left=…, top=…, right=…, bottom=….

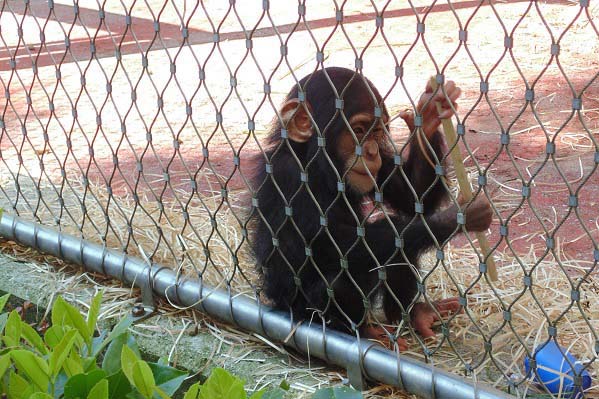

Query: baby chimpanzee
left=251, top=67, right=491, bottom=349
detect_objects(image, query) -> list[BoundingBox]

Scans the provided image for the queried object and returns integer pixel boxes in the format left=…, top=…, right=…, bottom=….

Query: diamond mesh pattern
left=1, top=1, right=598, bottom=397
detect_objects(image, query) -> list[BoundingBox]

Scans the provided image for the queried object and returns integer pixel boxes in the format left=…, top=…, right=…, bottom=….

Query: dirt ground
left=2, top=0, right=598, bottom=258
left=1, top=0, right=599, bottom=396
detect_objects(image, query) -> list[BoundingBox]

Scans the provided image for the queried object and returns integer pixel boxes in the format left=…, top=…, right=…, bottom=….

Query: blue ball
left=524, top=341, right=591, bottom=398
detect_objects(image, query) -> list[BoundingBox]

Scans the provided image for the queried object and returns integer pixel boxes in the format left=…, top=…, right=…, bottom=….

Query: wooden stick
left=429, top=77, right=498, bottom=281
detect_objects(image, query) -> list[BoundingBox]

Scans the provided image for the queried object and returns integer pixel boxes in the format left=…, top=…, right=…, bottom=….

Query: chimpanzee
left=250, top=67, right=492, bottom=349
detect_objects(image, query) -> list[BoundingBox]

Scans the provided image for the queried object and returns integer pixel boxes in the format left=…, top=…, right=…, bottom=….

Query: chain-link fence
left=1, top=0, right=598, bottom=397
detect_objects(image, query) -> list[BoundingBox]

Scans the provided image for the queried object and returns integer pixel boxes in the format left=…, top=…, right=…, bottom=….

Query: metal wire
left=0, top=1, right=598, bottom=398
left=0, top=212, right=513, bottom=399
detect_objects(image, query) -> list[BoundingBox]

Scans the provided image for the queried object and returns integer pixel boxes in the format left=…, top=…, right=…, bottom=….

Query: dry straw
left=1, top=163, right=597, bottom=398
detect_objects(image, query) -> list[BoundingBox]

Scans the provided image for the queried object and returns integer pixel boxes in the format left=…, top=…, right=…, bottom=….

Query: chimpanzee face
left=336, top=111, right=390, bottom=194
left=279, top=70, right=390, bottom=195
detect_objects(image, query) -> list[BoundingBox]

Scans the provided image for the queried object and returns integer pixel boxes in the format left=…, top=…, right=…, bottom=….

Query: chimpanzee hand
left=411, top=298, right=462, bottom=339
left=432, top=193, right=492, bottom=233
left=459, top=194, right=492, bottom=232
left=399, top=80, right=461, bottom=139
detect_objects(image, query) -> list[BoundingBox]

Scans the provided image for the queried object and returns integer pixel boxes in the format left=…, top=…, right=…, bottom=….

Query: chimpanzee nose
left=364, top=140, right=379, bottom=159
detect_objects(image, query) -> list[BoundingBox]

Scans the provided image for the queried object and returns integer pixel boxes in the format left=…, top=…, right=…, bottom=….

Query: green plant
left=0, top=293, right=187, bottom=398
left=182, top=368, right=362, bottom=399
left=0, top=293, right=363, bottom=399
left=182, top=367, right=285, bottom=399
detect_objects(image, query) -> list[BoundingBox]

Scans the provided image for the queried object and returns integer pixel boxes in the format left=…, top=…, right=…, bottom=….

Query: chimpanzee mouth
left=351, top=169, right=375, bottom=178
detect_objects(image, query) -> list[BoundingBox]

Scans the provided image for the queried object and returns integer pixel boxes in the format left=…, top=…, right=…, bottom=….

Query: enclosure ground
left=2, top=0, right=598, bottom=260
left=1, top=0, right=598, bottom=397
left=0, top=242, right=419, bottom=398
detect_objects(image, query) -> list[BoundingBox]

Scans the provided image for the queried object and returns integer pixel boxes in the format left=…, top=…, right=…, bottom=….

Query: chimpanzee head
left=277, top=67, right=391, bottom=194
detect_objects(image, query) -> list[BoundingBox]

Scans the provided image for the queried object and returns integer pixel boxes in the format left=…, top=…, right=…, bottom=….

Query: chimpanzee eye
left=353, top=126, right=364, bottom=137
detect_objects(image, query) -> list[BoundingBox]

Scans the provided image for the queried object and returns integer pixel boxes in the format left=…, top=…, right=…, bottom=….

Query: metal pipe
left=0, top=213, right=514, bottom=399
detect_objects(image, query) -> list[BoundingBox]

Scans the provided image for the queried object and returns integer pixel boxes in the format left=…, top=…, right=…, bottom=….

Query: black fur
left=251, top=67, right=455, bottom=330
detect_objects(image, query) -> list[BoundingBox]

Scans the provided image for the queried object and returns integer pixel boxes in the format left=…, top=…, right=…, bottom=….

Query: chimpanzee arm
left=332, top=210, right=458, bottom=267
left=381, top=130, right=448, bottom=215
left=330, top=211, right=458, bottom=323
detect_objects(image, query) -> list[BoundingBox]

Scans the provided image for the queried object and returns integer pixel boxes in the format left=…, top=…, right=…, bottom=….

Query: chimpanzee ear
left=280, top=99, right=314, bottom=143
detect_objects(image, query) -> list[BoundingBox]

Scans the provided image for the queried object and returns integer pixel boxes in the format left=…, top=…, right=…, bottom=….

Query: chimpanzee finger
left=434, top=83, right=460, bottom=105
left=437, top=105, right=458, bottom=119
left=447, top=81, right=463, bottom=100
left=397, top=337, right=409, bottom=351
left=416, top=93, right=433, bottom=113
left=447, top=86, right=461, bottom=103
left=424, top=79, right=435, bottom=93
left=431, top=81, right=449, bottom=97
left=437, top=95, right=460, bottom=119
left=434, top=297, right=463, bottom=316
left=437, top=99, right=459, bottom=111
left=444, top=80, right=457, bottom=95
left=413, top=318, right=437, bottom=338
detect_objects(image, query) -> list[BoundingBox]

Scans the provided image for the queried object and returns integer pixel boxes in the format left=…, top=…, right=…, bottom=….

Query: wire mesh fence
left=1, top=0, right=598, bottom=397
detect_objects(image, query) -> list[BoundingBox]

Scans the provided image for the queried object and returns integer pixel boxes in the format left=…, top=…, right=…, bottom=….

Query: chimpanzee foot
left=411, top=297, right=462, bottom=338
left=362, top=325, right=408, bottom=351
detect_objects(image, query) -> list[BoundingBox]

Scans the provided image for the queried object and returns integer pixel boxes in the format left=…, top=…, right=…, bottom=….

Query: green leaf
left=63, top=351, right=85, bottom=377
left=148, top=362, right=188, bottom=395
left=63, top=369, right=107, bottom=399
left=50, top=329, right=79, bottom=378
left=248, top=390, right=265, bottom=399
left=44, top=325, right=67, bottom=349
left=154, top=386, right=172, bottom=399
left=52, top=297, right=92, bottom=346
left=82, top=356, right=100, bottom=373
left=120, top=345, right=139, bottom=384
left=312, top=386, right=363, bottom=399
left=107, top=371, right=133, bottom=399
left=87, top=379, right=109, bottom=399
left=156, top=357, right=169, bottom=366
left=91, top=331, right=108, bottom=356
left=0, top=293, right=10, bottom=313
left=102, top=332, right=140, bottom=375
left=92, top=314, right=136, bottom=358
left=199, top=368, right=246, bottom=399
left=87, top=292, right=103, bottom=335
left=279, top=380, right=290, bottom=391
left=9, top=370, right=35, bottom=399
left=4, top=310, right=22, bottom=347
left=10, top=349, right=50, bottom=391
left=0, top=354, right=10, bottom=379
left=51, top=297, right=69, bottom=327
left=183, top=382, right=201, bottom=399
left=20, top=321, right=49, bottom=355
left=28, top=393, right=54, bottom=399
left=131, top=361, right=155, bottom=398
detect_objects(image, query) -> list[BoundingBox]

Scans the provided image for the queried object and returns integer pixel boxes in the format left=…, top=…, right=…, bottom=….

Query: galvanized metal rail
left=0, top=212, right=514, bottom=399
